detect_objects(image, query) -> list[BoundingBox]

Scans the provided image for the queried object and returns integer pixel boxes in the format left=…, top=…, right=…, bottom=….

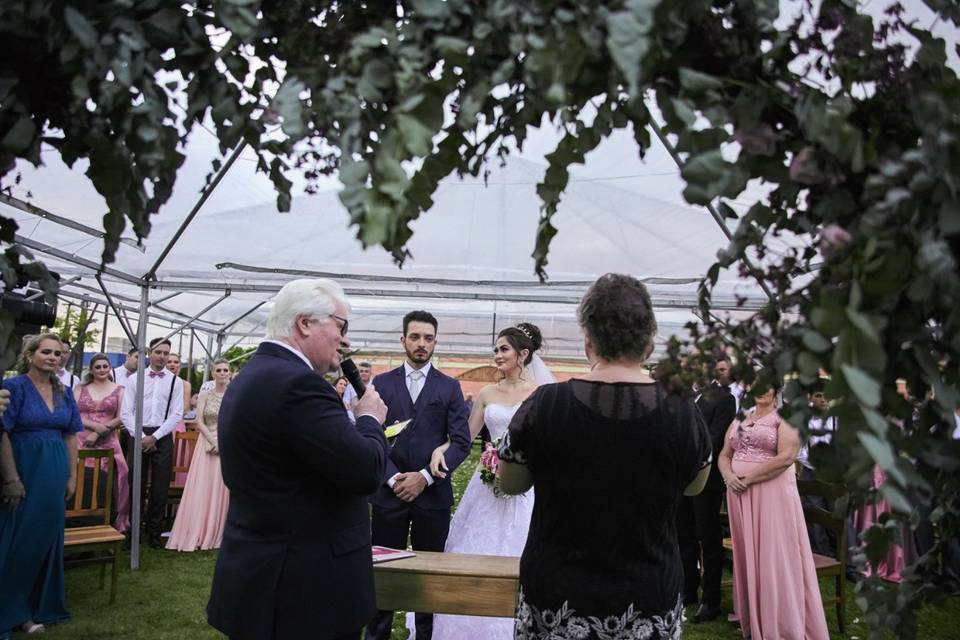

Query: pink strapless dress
left=726, top=410, right=829, bottom=640
left=166, top=390, right=229, bottom=551
left=77, top=385, right=130, bottom=533
left=851, top=465, right=912, bottom=582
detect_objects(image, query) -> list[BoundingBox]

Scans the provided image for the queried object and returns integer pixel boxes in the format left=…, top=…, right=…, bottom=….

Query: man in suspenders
left=121, top=337, right=184, bottom=549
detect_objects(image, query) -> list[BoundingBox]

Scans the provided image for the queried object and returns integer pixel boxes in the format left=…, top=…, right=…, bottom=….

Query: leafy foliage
left=51, top=305, right=100, bottom=375
left=2, top=1, right=959, bottom=635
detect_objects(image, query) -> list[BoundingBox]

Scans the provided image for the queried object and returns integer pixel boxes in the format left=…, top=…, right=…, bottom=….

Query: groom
left=365, top=311, right=472, bottom=640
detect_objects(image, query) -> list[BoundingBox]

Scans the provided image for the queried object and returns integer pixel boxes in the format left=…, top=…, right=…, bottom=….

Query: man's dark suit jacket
left=207, top=342, right=388, bottom=640
left=369, top=365, right=471, bottom=510
left=696, top=382, right=738, bottom=492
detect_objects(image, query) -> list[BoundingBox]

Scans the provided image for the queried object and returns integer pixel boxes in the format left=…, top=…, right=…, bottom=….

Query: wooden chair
left=722, top=480, right=848, bottom=633
left=64, top=449, right=125, bottom=603
left=798, top=479, right=848, bottom=634
left=166, top=430, right=199, bottom=518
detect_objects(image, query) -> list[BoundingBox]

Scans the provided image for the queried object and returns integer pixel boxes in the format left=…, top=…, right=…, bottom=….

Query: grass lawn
left=40, top=444, right=960, bottom=639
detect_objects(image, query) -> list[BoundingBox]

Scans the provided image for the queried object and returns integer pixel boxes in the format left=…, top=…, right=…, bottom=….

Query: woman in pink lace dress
left=718, top=386, right=828, bottom=640
left=166, top=358, right=231, bottom=551
left=76, top=353, right=129, bottom=532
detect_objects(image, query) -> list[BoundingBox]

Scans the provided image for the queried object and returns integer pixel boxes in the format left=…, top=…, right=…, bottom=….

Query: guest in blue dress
left=0, top=333, right=83, bottom=638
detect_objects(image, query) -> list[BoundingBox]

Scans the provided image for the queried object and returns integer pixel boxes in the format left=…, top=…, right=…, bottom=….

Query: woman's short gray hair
left=266, top=279, right=350, bottom=340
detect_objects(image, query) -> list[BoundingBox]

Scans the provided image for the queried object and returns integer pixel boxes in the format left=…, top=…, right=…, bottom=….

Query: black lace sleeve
left=663, top=389, right=713, bottom=484
left=685, top=397, right=713, bottom=483
left=497, top=387, right=542, bottom=465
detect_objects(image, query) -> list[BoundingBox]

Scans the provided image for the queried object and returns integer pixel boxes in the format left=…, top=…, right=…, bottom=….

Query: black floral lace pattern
left=515, top=588, right=684, bottom=640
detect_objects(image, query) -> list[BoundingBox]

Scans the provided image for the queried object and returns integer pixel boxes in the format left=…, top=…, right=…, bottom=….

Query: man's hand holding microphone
left=354, top=385, right=387, bottom=425
left=341, top=358, right=387, bottom=426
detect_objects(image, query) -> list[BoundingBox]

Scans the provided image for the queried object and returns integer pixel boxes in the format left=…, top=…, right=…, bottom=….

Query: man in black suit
left=207, top=278, right=389, bottom=640
left=365, top=311, right=471, bottom=640
left=678, top=357, right=738, bottom=623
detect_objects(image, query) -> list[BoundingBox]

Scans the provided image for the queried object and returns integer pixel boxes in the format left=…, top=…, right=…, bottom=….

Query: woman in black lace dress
left=498, top=273, right=712, bottom=640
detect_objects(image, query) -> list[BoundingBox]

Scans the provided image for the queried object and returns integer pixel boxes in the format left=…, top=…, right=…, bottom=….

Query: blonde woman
left=166, top=358, right=231, bottom=551
left=0, top=334, right=83, bottom=636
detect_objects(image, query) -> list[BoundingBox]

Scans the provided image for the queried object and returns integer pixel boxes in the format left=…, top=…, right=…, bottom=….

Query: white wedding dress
left=406, top=402, right=534, bottom=639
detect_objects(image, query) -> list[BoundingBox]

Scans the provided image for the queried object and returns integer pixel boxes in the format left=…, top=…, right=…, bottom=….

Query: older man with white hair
left=208, top=278, right=389, bottom=640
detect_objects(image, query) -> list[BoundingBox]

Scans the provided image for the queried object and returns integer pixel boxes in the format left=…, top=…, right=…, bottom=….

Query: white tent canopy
left=4, top=121, right=770, bottom=361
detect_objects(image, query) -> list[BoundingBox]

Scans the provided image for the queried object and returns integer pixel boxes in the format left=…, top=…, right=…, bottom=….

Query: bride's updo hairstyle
left=578, top=273, right=657, bottom=362
left=497, top=322, right=543, bottom=366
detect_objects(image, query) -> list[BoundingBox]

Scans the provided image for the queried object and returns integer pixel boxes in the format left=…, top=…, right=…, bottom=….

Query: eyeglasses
left=328, top=314, right=349, bottom=337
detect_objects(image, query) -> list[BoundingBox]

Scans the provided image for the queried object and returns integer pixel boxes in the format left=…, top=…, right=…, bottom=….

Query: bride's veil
left=528, top=353, right=556, bottom=386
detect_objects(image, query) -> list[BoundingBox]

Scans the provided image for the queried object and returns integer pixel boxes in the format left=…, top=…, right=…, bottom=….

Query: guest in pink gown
left=851, top=465, right=913, bottom=582
left=76, top=353, right=130, bottom=533
left=166, top=358, right=231, bottom=551
left=165, top=353, right=193, bottom=485
left=718, top=387, right=829, bottom=640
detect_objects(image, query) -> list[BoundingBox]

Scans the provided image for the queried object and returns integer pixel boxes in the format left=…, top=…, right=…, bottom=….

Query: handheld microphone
left=341, top=358, right=366, bottom=399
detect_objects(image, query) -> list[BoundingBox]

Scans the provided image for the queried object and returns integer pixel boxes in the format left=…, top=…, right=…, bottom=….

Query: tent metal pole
left=15, top=235, right=143, bottom=286
left=219, top=300, right=267, bottom=333
left=216, top=331, right=225, bottom=358
left=25, top=276, right=81, bottom=301
left=95, top=275, right=138, bottom=345
left=223, top=321, right=265, bottom=353
left=130, top=285, right=150, bottom=570
left=646, top=119, right=774, bottom=302
left=202, top=333, right=215, bottom=384
left=152, top=291, right=182, bottom=305
left=143, top=142, right=247, bottom=281
left=159, top=290, right=231, bottom=343
left=187, top=329, right=196, bottom=383
left=0, top=193, right=142, bottom=250
left=100, top=307, right=108, bottom=353
left=195, top=332, right=213, bottom=362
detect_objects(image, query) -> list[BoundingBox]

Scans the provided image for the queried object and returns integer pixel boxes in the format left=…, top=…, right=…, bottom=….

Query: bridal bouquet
left=478, top=437, right=512, bottom=499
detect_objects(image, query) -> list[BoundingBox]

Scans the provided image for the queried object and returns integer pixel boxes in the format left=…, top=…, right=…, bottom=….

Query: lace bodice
left=730, top=410, right=781, bottom=462
left=202, top=390, right=224, bottom=433
left=484, top=402, right=520, bottom=441
left=77, top=384, right=122, bottom=425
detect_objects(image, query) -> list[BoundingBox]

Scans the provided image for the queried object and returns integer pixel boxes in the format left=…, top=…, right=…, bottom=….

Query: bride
left=409, top=322, right=555, bottom=639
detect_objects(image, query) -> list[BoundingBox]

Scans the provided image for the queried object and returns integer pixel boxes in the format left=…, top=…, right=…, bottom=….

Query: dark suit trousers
left=126, top=426, right=173, bottom=536
left=677, top=488, right=725, bottom=607
left=365, top=501, right=451, bottom=640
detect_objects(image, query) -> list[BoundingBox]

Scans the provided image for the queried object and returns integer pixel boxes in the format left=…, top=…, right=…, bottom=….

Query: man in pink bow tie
left=121, top=337, right=184, bottom=549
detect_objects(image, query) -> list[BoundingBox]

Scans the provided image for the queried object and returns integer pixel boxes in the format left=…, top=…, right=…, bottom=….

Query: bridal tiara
left=516, top=324, right=533, bottom=341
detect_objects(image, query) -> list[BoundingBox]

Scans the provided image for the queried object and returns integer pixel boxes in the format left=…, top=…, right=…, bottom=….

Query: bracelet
left=3, top=478, right=21, bottom=485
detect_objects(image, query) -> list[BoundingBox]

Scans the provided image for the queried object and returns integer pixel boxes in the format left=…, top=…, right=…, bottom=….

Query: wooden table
left=374, top=551, right=520, bottom=617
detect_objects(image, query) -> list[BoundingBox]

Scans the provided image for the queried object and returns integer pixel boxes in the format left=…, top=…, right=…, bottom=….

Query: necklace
left=499, top=378, right=524, bottom=387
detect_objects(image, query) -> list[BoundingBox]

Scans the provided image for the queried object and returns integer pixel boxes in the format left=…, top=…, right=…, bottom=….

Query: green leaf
left=678, top=67, right=723, bottom=92
left=272, top=77, right=307, bottom=139
left=842, top=364, right=881, bottom=408
left=802, top=329, right=832, bottom=353
left=846, top=308, right=879, bottom=343
left=411, top=0, right=450, bottom=19
left=879, top=483, right=911, bottom=515
left=396, top=114, right=435, bottom=156
left=857, top=432, right=907, bottom=487
left=681, top=150, right=748, bottom=205
left=358, top=59, right=393, bottom=101
left=605, top=0, right=658, bottom=97
left=861, top=407, right=887, bottom=435
left=64, top=6, right=98, bottom=49
left=1, top=116, right=36, bottom=153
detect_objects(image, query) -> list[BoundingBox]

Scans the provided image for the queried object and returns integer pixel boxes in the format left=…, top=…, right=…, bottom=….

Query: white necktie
left=409, top=369, right=424, bottom=404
